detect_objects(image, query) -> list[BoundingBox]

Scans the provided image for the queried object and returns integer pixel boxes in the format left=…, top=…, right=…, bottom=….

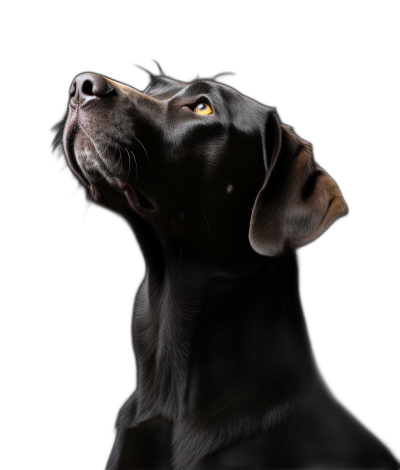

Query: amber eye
left=194, top=102, right=212, bottom=115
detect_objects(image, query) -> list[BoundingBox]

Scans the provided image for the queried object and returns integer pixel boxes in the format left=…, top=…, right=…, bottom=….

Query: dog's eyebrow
left=185, top=81, right=214, bottom=95
left=145, top=76, right=187, bottom=99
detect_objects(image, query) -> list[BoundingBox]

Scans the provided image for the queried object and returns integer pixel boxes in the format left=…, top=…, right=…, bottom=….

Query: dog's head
left=54, top=70, right=347, bottom=261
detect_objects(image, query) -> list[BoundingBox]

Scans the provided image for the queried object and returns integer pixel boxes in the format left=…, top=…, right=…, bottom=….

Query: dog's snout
left=69, top=72, right=114, bottom=106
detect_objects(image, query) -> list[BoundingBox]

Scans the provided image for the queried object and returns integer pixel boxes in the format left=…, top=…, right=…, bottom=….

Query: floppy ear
left=249, top=110, right=348, bottom=257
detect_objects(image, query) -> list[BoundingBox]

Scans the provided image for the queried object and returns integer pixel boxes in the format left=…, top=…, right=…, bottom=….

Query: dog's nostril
left=81, top=79, right=94, bottom=96
left=71, top=73, right=114, bottom=104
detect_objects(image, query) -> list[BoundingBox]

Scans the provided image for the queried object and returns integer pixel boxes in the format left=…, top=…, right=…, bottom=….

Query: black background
left=15, top=8, right=400, bottom=469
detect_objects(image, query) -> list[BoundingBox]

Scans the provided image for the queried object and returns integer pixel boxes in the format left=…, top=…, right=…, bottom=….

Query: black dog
left=54, top=68, right=399, bottom=469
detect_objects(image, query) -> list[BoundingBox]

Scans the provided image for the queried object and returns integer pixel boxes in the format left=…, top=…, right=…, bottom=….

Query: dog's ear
left=249, top=110, right=348, bottom=257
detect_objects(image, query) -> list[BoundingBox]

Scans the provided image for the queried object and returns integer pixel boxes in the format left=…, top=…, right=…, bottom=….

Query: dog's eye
left=194, top=103, right=212, bottom=115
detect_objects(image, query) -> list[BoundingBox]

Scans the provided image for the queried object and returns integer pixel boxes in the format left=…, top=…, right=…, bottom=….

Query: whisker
left=52, top=139, right=63, bottom=152
left=135, top=64, right=155, bottom=78
left=172, top=238, right=183, bottom=276
left=53, top=129, right=63, bottom=143
left=129, top=149, right=138, bottom=181
left=177, top=239, right=183, bottom=271
left=124, top=147, right=131, bottom=181
left=122, top=147, right=131, bottom=181
left=152, top=59, right=165, bottom=76
left=116, top=147, right=123, bottom=173
left=112, top=147, right=119, bottom=174
left=94, top=145, right=117, bottom=184
left=51, top=130, right=63, bottom=151
left=202, top=211, right=215, bottom=243
left=103, top=121, right=152, bottom=172
left=104, top=142, right=115, bottom=172
left=211, top=72, right=235, bottom=80
left=112, top=146, right=127, bottom=181
left=132, top=135, right=152, bottom=171
left=51, top=118, right=67, bottom=130
left=78, top=122, right=117, bottom=183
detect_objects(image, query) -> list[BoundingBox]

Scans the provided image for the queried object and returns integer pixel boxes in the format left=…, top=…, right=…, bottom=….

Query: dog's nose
left=69, top=72, right=114, bottom=106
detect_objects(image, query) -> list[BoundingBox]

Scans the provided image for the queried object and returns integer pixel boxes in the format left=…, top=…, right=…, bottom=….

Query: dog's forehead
left=145, top=76, right=186, bottom=99
left=145, top=75, right=245, bottom=103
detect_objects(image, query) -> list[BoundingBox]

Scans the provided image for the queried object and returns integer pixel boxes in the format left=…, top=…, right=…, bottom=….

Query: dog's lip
left=116, top=180, right=160, bottom=218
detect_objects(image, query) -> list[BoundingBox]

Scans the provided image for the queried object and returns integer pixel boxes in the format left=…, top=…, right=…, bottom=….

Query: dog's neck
left=130, top=242, right=319, bottom=426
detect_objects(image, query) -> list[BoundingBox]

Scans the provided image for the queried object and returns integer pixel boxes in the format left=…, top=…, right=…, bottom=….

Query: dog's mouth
left=90, top=180, right=160, bottom=218
left=114, top=181, right=159, bottom=218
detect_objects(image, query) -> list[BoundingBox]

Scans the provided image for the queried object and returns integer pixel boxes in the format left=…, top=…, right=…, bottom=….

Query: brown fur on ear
left=249, top=114, right=348, bottom=257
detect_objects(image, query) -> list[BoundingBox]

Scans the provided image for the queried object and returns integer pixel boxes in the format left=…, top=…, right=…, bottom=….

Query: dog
left=53, top=67, right=399, bottom=469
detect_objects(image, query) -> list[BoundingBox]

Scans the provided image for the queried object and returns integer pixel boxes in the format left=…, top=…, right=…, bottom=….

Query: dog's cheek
left=149, top=203, right=186, bottom=234
left=167, top=210, right=190, bottom=233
